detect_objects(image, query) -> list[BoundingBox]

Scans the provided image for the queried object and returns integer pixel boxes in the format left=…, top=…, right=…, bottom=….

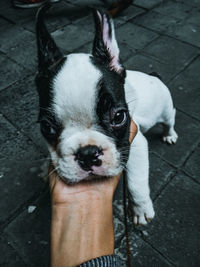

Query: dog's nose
left=75, top=145, right=103, bottom=171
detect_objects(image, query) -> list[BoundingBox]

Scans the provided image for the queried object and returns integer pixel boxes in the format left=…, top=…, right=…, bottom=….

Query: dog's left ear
left=36, top=4, right=63, bottom=73
left=92, top=10, right=124, bottom=75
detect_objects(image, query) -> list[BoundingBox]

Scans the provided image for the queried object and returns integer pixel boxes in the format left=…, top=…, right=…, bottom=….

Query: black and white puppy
left=35, top=5, right=178, bottom=225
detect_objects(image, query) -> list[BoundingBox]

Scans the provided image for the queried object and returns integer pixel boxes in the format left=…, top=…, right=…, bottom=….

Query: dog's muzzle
left=74, top=145, right=103, bottom=171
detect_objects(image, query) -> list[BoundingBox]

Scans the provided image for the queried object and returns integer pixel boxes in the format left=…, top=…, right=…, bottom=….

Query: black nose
left=75, top=145, right=103, bottom=171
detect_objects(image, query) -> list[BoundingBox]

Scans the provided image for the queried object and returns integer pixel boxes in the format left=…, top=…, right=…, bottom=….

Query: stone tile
left=166, top=20, right=200, bottom=48
left=184, top=143, right=200, bottom=183
left=116, top=22, right=158, bottom=51
left=168, top=56, right=200, bottom=120
left=144, top=173, right=200, bottom=266
left=52, top=15, right=94, bottom=53
left=0, top=115, right=45, bottom=225
left=186, top=9, right=200, bottom=26
left=114, top=153, right=174, bottom=204
left=132, top=10, right=181, bottom=33
left=23, top=2, right=89, bottom=33
left=0, top=24, right=36, bottom=71
left=0, top=52, right=28, bottom=92
left=133, top=0, right=163, bottom=9
left=113, top=200, right=172, bottom=266
left=5, top=191, right=50, bottom=267
left=115, top=5, right=145, bottom=26
left=72, top=41, right=92, bottom=54
left=153, top=0, right=193, bottom=20
left=0, top=1, right=36, bottom=25
left=0, top=234, right=26, bottom=267
left=144, top=36, right=199, bottom=73
left=149, top=153, right=175, bottom=200
left=116, top=234, right=172, bottom=266
left=146, top=110, right=200, bottom=167
left=171, top=0, right=200, bottom=7
left=119, top=42, right=137, bottom=62
left=0, top=76, right=47, bottom=153
left=0, top=16, right=11, bottom=27
left=124, top=53, right=175, bottom=83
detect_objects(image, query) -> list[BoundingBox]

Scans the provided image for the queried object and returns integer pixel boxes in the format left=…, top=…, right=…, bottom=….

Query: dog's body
left=35, top=6, right=178, bottom=225
left=124, top=70, right=177, bottom=224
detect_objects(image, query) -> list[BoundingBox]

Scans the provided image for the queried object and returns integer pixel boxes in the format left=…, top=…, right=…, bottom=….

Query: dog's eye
left=110, top=109, right=127, bottom=127
left=40, top=121, right=57, bottom=139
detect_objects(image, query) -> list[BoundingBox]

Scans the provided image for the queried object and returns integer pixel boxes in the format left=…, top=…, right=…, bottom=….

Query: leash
left=123, top=170, right=131, bottom=267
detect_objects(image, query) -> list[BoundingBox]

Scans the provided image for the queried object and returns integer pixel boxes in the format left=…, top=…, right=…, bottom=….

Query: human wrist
left=51, top=190, right=114, bottom=267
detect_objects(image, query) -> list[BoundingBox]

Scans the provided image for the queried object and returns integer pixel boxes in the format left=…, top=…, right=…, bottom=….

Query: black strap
left=123, top=171, right=131, bottom=267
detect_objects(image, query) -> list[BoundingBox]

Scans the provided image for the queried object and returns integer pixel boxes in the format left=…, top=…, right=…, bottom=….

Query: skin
left=50, top=120, right=137, bottom=267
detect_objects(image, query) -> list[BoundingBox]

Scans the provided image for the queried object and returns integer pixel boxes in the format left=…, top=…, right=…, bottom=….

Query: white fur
left=53, top=54, right=100, bottom=124
left=49, top=26, right=178, bottom=226
left=50, top=53, right=122, bottom=183
left=50, top=54, right=178, bottom=224
left=51, top=129, right=122, bottom=183
left=124, top=70, right=178, bottom=224
left=97, top=11, right=123, bottom=73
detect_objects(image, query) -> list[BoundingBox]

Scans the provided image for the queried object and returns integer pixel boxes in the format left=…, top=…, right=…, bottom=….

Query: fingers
left=129, top=119, right=138, bottom=143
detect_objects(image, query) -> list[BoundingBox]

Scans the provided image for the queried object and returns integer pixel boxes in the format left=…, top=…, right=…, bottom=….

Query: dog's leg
left=162, top=107, right=178, bottom=145
left=126, top=131, right=155, bottom=225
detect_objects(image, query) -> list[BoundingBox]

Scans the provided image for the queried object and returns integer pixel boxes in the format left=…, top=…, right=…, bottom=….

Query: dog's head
left=35, top=5, right=131, bottom=183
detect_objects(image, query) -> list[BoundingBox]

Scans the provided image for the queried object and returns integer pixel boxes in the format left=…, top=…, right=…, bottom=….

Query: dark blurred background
left=0, top=0, right=199, bottom=266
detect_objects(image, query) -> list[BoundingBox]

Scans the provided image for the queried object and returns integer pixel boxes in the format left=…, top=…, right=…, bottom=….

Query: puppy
left=35, top=5, right=178, bottom=225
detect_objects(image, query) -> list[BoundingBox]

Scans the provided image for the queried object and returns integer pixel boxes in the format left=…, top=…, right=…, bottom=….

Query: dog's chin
left=59, top=173, right=113, bottom=185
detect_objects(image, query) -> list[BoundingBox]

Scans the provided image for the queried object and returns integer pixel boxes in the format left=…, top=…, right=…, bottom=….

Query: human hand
left=50, top=119, right=137, bottom=267
left=49, top=119, right=137, bottom=205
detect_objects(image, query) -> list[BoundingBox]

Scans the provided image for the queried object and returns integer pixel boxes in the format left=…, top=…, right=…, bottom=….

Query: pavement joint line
left=6, top=234, right=35, bottom=267
left=176, top=107, right=200, bottom=123
left=152, top=170, right=178, bottom=202
left=166, top=54, right=200, bottom=85
left=0, top=185, right=48, bottom=233
left=149, top=150, right=178, bottom=169
left=172, top=0, right=198, bottom=8
left=134, top=230, right=176, bottom=266
left=0, top=48, right=34, bottom=75
left=0, top=113, right=47, bottom=157
left=72, top=40, right=93, bottom=54
left=150, top=141, right=200, bottom=182
left=0, top=73, right=33, bottom=94
left=140, top=32, right=161, bottom=50
left=119, top=8, right=147, bottom=24
left=131, top=4, right=149, bottom=11
left=136, top=50, right=166, bottom=64
left=0, top=14, right=15, bottom=25
left=130, top=16, right=200, bottom=51
left=163, top=32, right=200, bottom=50
left=1, top=233, right=28, bottom=266
left=180, top=136, right=200, bottom=168
left=181, top=169, right=200, bottom=185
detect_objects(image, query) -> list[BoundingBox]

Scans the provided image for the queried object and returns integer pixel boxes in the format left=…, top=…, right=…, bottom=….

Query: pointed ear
left=36, top=4, right=63, bottom=73
left=92, top=10, right=124, bottom=74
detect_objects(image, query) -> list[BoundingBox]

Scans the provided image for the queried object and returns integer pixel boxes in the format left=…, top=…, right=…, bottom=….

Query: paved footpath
left=0, top=0, right=199, bottom=266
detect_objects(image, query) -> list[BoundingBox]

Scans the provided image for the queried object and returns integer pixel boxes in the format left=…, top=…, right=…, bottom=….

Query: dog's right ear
left=36, top=4, right=63, bottom=73
left=92, top=10, right=124, bottom=75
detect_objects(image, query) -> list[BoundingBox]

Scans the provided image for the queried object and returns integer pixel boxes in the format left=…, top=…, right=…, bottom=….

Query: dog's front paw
left=162, top=129, right=178, bottom=144
left=133, top=199, right=155, bottom=226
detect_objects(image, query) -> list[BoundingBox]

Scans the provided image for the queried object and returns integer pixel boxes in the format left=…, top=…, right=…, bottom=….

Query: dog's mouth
left=59, top=172, right=109, bottom=185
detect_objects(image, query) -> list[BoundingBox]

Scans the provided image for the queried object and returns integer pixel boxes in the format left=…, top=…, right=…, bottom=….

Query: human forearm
left=50, top=191, right=114, bottom=267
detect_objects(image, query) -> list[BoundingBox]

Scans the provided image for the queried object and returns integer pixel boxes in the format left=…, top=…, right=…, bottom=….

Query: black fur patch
left=35, top=57, right=66, bottom=146
left=35, top=4, right=66, bottom=146
left=92, top=57, right=130, bottom=166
